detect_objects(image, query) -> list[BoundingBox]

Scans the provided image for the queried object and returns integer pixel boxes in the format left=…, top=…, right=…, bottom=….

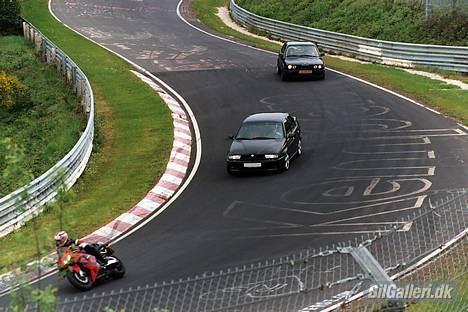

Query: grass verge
left=0, top=0, right=173, bottom=272
left=193, top=0, right=467, bottom=125
left=236, top=0, right=468, bottom=46
left=0, top=36, right=83, bottom=197
left=193, top=0, right=468, bottom=310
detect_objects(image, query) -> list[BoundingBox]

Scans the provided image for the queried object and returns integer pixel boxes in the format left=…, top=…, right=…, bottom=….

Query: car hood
left=229, top=139, right=285, bottom=155
left=285, top=57, right=323, bottom=65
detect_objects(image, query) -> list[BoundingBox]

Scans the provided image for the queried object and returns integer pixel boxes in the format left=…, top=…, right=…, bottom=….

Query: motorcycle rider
left=54, top=231, right=108, bottom=267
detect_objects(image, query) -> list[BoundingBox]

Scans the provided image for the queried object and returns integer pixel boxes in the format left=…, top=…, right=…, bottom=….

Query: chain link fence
left=3, top=189, right=464, bottom=311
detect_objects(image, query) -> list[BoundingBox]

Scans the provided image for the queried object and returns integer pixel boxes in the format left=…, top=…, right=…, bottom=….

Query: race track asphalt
left=2, top=0, right=467, bottom=302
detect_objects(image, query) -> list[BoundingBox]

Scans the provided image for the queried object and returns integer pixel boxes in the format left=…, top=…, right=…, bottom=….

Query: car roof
left=285, top=41, right=316, bottom=46
left=243, top=113, right=289, bottom=123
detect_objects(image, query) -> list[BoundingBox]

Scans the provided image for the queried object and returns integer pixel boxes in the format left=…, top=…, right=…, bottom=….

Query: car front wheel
left=283, top=155, right=290, bottom=171
left=297, top=139, right=302, bottom=156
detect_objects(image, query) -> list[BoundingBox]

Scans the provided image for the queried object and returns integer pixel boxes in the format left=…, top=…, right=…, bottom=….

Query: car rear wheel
left=276, top=63, right=281, bottom=75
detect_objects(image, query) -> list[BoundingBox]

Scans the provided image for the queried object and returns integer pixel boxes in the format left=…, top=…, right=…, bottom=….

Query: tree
left=0, top=0, right=21, bottom=35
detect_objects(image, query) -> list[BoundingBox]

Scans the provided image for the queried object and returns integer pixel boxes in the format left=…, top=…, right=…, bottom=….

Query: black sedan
left=227, top=113, right=302, bottom=174
left=277, top=41, right=325, bottom=81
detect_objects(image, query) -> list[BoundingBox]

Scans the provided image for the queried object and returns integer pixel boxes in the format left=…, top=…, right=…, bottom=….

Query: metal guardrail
left=0, top=20, right=94, bottom=238
left=230, top=0, right=468, bottom=73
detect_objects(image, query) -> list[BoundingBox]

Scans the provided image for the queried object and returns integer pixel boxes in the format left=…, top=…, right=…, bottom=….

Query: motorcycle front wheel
left=66, top=270, right=93, bottom=291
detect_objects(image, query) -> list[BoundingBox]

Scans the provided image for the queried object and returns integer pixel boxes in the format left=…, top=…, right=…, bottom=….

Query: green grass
left=193, top=0, right=468, bottom=125
left=193, top=1, right=468, bottom=309
left=0, top=0, right=172, bottom=272
left=237, top=0, right=468, bottom=46
left=405, top=244, right=467, bottom=311
left=193, top=0, right=279, bottom=51
left=0, top=36, right=83, bottom=197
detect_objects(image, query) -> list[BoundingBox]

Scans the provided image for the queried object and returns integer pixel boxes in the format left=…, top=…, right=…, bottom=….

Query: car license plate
left=244, top=163, right=261, bottom=168
left=299, top=70, right=313, bottom=74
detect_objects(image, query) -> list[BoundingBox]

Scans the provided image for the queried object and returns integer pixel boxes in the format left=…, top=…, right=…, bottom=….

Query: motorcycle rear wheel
left=110, top=257, right=126, bottom=279
left=66, top=270, right=93, bottom=291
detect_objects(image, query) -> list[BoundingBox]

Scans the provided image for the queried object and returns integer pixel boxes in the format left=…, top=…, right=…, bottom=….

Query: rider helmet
left=54, top=231, right=68, bottom=247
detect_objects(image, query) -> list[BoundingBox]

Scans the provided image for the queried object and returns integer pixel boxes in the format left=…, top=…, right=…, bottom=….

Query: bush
left=0, top=36, right=83, bottom=197
left=237, top=0, right=468, bottom=46
left=0, top=0, right=21, bottom=35
left=0, top=71, right=31, bottom=111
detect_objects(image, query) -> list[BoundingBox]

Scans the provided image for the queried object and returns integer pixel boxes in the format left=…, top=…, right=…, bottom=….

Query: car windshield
left=236, top=122, right=284, bottom=140
left=286, top=45, right=318, bottom=57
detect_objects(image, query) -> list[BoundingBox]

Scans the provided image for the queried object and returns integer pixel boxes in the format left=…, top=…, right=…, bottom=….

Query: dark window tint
left=236, top=122, right=285, bottom=140
left=286, top=45, right=319, bottom=57
left=285, top=117, right=295, bottom=135
left=280, top=43, right=287, bottom=55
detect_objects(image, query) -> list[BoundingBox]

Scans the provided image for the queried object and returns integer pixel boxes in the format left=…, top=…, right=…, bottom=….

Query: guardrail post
left=0, top=19, right=95, bottom=238
left=230, top=0, right=468, bottom=72
left=350, top=245, right=404, bottom=310
left=50, top=47, right=56, bottom=64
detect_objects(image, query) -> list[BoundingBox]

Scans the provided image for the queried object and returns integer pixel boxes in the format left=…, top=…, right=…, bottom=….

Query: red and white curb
left=0, top=71, right=194, bottom=293
left=81, top=71, right=192, bottom=243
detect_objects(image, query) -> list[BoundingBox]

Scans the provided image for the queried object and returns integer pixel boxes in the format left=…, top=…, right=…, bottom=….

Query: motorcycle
left=57, top=243, right=125, bottom=291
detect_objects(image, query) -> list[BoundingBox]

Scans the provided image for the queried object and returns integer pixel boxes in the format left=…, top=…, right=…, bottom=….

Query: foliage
left=0, top=36, right=83, bottom=197
left=0, top=71, right=31, bottom=111
left=193, top=0, right=468, bottom=123
left=30, top=285, right=58, bottom=311
left=9, top=283, right=58, bottom=312
left=4, top=140, right=58, bottom=312
left=0, top=0, right=21, bottom=34
left=237, top=0, right=468, bottom=45
left=0, top=138, right=34, bottom=191
left=0, top=0, right=172, bottom=272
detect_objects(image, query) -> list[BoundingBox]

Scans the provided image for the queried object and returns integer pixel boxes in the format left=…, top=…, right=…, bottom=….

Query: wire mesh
left=1, top=189, right=466, bottom=311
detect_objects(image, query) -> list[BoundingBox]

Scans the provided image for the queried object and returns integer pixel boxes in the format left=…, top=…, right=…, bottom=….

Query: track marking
left=354, top=133, right=465, bottom=140
left=342, top=150, right=434, bottom=155
left=226, top=195, right=427, bottom=219
left=311, top=222, right=408, bottom=226
left=372, top=137, right=431, bottom=146
left=363, top=178, right=400, bottom=196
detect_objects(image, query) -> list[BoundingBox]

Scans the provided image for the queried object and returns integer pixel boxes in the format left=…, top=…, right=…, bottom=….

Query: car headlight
left=318, top=64, right=323, bottom=69
left=228, top=155, right=241, bottom=160
left=265, top=154, right=279, bottom=159
left=287, top=64, right=296, bottom=70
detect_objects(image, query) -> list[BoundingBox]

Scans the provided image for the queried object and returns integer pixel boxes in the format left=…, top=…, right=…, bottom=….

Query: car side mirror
left=228, top=135, right=235, bottom=140
left=320, top=52, right=325, bottom=57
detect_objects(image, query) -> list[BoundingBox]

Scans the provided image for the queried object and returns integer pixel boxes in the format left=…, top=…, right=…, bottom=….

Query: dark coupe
left=227, top=113, right=302, bottom=174
left=277, top=41, right=325, bottom=81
